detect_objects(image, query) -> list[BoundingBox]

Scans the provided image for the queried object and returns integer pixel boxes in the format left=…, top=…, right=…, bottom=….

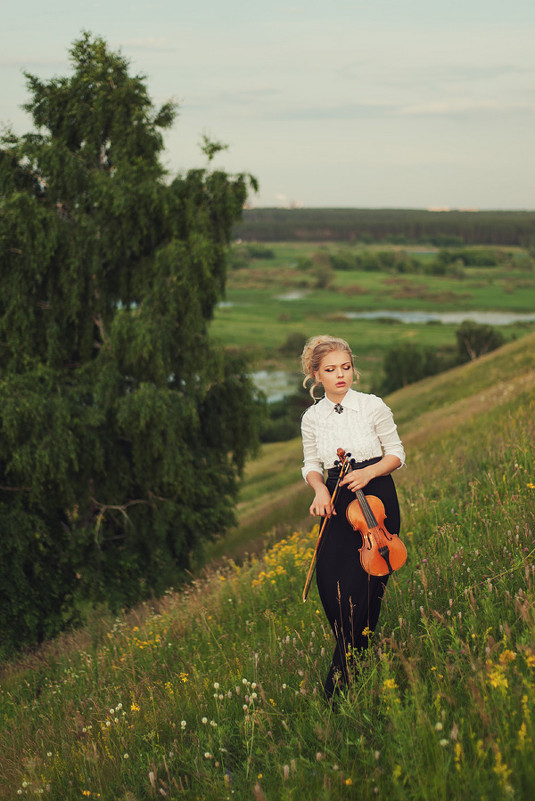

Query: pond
left=275, top=291, right=311, bottom=301
left=252, top=370, right=301, bottom=403
left=343, top=310, right=535, bottom=325
left=251, top=309, right=535, bottom=402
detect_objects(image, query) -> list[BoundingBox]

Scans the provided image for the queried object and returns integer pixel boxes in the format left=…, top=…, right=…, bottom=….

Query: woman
left=300, top=335, right=405, bottom=700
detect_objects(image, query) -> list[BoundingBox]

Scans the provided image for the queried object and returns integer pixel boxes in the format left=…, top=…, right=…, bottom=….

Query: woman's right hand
left=309, top=486, right=336, bottom=518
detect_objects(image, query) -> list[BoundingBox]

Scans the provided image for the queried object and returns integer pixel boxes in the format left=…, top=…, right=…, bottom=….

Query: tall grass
left=0, top=375, right=534, bottom=799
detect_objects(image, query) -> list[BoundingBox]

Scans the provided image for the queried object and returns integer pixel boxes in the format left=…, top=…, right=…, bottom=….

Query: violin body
left=346, top=492, right=407, bottom=577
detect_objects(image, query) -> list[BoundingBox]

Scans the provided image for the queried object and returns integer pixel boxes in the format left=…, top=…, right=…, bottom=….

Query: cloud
left=429, top=63, right=532, bottom=82
left=401, top=99, right=535, bottom=116
left=119, top=37, right=174, bottom=50
left=0, top=57, right=67, bottom=69
left=270, top=101, right=398, bottom=121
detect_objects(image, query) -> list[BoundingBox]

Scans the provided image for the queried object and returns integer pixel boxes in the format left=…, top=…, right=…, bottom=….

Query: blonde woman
left=301, top=335, right=405, bottom=701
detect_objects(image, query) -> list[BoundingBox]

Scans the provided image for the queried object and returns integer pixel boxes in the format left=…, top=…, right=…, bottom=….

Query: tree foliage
left=0, top=33, right=260, bottom=653
left=235, top=208, right=535, bottom=247
left=377, top=343, right=443, bottom=395
left=377, top=321, right=506, bottom=395
left=455, top=320, right=505, bottom=362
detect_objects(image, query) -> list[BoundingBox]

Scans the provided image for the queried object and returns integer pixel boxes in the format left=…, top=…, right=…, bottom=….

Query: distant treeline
left=235, top=208, right=535, bottom=247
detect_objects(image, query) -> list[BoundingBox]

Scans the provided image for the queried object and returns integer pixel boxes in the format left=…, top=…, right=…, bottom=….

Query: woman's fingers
left=309, top=502, right=336, bottom=517
left=341, top=468, right=371, bottom=492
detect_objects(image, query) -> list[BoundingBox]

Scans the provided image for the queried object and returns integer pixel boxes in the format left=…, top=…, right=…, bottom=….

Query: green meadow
left=1, top=333, right=534, bottom=800
left=211, top=242, right=535, bottom=383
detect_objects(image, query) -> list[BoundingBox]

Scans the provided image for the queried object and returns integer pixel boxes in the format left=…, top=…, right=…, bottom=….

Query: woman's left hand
left=340, top=466, right=376, bottom=492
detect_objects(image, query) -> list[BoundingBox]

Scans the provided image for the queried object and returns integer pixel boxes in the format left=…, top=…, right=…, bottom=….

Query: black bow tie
left=334, top=403, right=344, bottom=414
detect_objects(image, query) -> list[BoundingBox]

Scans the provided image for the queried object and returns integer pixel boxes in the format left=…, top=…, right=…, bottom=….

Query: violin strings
left=355, top=489, right=379, bottom=529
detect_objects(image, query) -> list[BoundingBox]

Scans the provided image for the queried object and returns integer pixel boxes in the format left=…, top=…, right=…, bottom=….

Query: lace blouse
left=301, top=388, right=405, bottom=482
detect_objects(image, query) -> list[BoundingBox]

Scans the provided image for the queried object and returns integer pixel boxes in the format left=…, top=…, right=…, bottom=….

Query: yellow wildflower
left=493, top=749, right=512, bottom=791
left=489, top=666, right=508, bottom=690
left=499, top=649, right=516, bottom=665
left=517, top=722, right=528, bottom=750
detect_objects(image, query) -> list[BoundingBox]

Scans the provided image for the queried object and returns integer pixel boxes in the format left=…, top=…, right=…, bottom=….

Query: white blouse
left=301, top=388, right=405, bottom=482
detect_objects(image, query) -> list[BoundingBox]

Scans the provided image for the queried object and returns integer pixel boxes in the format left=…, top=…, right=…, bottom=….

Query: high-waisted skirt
left=316, top=456, right=401, bottom=698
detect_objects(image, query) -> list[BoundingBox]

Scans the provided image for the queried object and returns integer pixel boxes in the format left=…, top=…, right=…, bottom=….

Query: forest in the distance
left=235, top=207, right=535, bottom=246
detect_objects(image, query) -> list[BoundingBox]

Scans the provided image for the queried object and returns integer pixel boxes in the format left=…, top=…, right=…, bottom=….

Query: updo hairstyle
left=301, top=335, right=359, bottom=399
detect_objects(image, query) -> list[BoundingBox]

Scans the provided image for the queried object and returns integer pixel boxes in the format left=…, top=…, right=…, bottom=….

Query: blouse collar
left=315, top=387, right=361, bottom=419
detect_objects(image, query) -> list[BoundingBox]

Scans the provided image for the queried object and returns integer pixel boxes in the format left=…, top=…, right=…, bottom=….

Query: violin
left=343, top=451, right=407, bottom=577
left=302, top=448, right=407, bottom=600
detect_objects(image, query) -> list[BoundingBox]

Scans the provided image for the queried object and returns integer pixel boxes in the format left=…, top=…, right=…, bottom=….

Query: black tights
left=316, top=464, right=400, bottom=699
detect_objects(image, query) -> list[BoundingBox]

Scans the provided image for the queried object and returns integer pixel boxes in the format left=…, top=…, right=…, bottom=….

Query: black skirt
left=316, top=457, right=400, bottom=696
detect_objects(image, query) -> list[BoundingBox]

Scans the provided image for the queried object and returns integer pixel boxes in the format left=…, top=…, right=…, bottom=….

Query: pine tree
left=0, top=33, right=260, bottom=652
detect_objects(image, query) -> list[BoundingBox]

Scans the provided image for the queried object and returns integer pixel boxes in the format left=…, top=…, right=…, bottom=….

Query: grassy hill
left=208, top=331, right=535, bottom=562
left=0, top=335, right=534, bottom=800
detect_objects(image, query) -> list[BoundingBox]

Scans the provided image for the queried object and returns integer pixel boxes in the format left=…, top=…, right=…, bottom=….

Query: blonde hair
left=301, top=335, right=358, bottom=399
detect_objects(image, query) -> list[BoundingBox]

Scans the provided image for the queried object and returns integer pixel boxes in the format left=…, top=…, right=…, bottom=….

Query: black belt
left=327, top=455, right=381, bottom=480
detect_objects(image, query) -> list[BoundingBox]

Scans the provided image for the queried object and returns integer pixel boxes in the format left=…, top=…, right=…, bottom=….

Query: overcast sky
left=2, top=1, right=534, bottom=209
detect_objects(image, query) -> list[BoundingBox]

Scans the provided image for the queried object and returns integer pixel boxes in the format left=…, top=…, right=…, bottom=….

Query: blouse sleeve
left=301, top=409, right=324, bottom=482
left=372, top=397, right=406, bottom=467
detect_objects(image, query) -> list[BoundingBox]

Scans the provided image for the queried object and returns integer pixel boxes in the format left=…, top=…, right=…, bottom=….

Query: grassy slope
left=0, top=335, right=534, bottom=800
left=208, top=332, right=535, bottom=563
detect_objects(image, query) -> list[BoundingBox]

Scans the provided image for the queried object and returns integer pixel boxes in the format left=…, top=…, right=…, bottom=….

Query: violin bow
left=302, top=448, right=351, bottom=602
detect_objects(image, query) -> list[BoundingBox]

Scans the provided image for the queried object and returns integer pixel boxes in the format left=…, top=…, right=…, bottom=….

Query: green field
left=211, top=243, right=535, bottom=386
left=1, top=334, right=534, bottom=800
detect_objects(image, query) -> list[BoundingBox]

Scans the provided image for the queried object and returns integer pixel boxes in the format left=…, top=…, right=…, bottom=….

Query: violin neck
left=354, top=488, right=379, bottom=528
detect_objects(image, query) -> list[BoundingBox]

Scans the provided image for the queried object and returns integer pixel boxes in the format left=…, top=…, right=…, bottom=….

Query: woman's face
left=315, top=349, right=354, bottom=401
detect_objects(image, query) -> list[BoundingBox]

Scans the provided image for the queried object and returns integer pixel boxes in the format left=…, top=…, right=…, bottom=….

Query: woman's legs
left=316, top=474, right=399, bottom=700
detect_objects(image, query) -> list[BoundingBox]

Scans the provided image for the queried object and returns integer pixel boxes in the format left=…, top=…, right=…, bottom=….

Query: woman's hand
left=340, top=466, right=377, bottom=492
left=340, top=455, right=401, bottom=492
left=309, top=485, right=336, bottom=518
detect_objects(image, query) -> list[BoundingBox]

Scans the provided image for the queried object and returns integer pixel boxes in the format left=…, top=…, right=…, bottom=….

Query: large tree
left=0, top=33, right=260, bottom=651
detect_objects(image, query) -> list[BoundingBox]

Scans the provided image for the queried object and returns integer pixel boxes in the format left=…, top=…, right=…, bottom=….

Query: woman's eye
left=324, top=364, right=351, bottom=372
